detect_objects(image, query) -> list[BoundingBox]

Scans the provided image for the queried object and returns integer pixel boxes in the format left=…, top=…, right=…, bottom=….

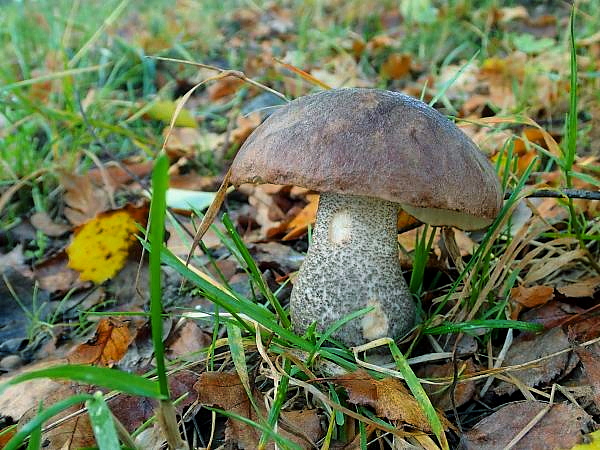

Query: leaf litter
left=1, top=0, right=600, bottom=448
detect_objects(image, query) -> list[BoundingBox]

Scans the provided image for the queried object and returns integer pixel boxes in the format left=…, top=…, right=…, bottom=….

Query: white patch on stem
left=329, top=210, right=352, bottom=244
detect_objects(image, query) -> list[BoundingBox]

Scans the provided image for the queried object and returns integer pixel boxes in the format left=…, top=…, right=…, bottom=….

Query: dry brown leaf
left=87, top=160, right=154, bottom=188
left=332, top=369, right=435, bottom=432
left=194, top=371, right=322, bottom=449
left=493, top=327, right=575, bottom=396
left=207, top=77, right=244, bottom=101
left=281, top=194, right=319, bottom=240
left=30, top=211, right=71, bottom=237
left=163, top=127, right=203, bottom=158
left=381, top=53, right=412, bottom=80
left=0, top=360, right=68, bottom=422
left=232, top=112, right=262, bottom=146
left=557, top=276, right=600, bottom=298
left=68, top=317, right=135, bottom=367
left=509, top=285, right=555, bottom=320
left=165, top=319, right=212, bottom=360
left=417, top=360, right=478, bottom=411
left=461, top=401, right=595, bottom=450
left=34, top=251, right=85, bottom=293
left=59, top=171, right=110, bottom=226
left=511, top=285, right=554, bottom=308
left=574, top=345, right=600, bottom=410
left=18, top=381, right=96, bottom=450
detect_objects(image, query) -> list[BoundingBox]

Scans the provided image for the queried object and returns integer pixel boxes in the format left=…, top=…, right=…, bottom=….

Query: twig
left=504, top=188, right=600, bottom=201
left=151, top=56, right=289, bottom=102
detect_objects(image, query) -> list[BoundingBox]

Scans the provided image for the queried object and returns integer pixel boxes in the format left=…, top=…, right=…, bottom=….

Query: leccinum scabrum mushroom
left=230, top=88, right=502, bottom=347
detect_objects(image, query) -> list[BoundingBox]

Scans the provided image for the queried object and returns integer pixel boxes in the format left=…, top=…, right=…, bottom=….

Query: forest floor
left=0, top=0, right=599, bottom=449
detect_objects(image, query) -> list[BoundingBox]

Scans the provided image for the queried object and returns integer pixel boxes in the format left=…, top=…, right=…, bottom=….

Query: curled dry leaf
left=509, top=284, right=554, bottom=319
left=67, top=317, right=135, bottom=367
left=59, top=171, right=110, bottom=226
left=332, top=369, right=443, bottom=433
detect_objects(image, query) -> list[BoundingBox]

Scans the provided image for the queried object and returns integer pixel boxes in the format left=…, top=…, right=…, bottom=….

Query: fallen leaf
left=207, top=77, right=244, bottom=101
left=510, top=285, right=554, bottom=319
left=417, top=360, right=478, bottom=411
left=60, top=171, right=110, bottom=226
left=557, top=277, right=600, bottom=298
left=574, top=345, right=600, bottom=410
left=87, top=160, right=154, bottom=188
left=144, top=100, right=196, bottom=127
left=281, top=194, right=319, bottom=240
left=66, top=204, right=148, bottom=283
left=332, top=369, right=436, bottom=432
left=165, top=319, right=212, bottom=360
left=380, top=53, right=412, bottom=80
left=493, top=327, right=576, bottom=396
left=0, top=361, right=67, bottom=422
left=195, top=371, right=322, bottom=449
left=68, top=317, right=135, bottom=367
left=30, top=211, right=71, bottom=237
left=231, top=111, right=262, bottom=146
left=461, top=401, right=594, bottom=449
left=163, top=127, right=203, bottom=158
left=34, top=251, right=83, bottom=293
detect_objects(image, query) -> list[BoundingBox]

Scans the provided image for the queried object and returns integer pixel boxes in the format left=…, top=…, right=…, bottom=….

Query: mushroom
left=230, top=88, right=502, bottom=347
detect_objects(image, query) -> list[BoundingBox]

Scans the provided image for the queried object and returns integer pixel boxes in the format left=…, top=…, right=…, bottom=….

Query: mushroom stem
left=290, top=193, right=415, bottom=346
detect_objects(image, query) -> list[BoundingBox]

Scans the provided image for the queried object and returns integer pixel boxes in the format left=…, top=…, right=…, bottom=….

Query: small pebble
left=0, top=355, right=23, bottom=371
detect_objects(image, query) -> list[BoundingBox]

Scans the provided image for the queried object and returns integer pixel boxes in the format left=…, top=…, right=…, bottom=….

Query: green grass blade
left=387, top=340, right=448, bottom=450
left=221, top=213, right=291, bottom=328
left=149, top=153, right=170, bottom=398
left=204, top=406, right=303, bottom=450
left=86, top=391, right=120, bottom=450
left=423, top=319, right=543, bottom=335
left=0, top=365, right=162, bottom=398
left=26, top=403, right=43, bottom=450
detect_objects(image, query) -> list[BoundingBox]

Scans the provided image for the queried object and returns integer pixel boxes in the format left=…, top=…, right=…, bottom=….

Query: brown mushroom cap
left=231, top=88, right=503, bottom=230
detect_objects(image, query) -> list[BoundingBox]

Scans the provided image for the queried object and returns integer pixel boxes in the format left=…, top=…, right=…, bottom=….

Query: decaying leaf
left=194, top=371, right=323, bottom=449
left=417, top=359, right=478, bottom=411
left=34, top=251, right=83, bottom=293
left=165, top=319, right=212, bottom=361
left=332, top=369, right=438, bottom=432
left=18, top=381, right=96, bottom=450
left=510, top=284, right=555, bottom=319
left=68, top=317, right=135, bottom=367
left=461, top=401, right=595, bottom=449
left=66, top=204, right=148, bottom=283
left=30, top=211, right=71, bottom=237
left=60, top=171, right=110, bottom=226
left=574, top=345, right=600, bottom=410
left=493, top=327, right=576, bottom=396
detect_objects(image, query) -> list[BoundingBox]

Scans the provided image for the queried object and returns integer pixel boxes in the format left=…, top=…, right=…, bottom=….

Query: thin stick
left=151, top=56, right=289, bottom=102
left=504, top=188, right=600, bottom=201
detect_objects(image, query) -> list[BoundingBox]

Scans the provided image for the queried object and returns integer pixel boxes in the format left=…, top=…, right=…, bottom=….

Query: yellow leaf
left=145, top=100, right=197, bottom=127
left=571, top=430, right=600, bottom=450
left=66, top=206, right=146, bottom=283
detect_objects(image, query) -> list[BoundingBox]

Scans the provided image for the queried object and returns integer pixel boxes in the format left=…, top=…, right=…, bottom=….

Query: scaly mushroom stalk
left=290, top=193, right=415, bottom=346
